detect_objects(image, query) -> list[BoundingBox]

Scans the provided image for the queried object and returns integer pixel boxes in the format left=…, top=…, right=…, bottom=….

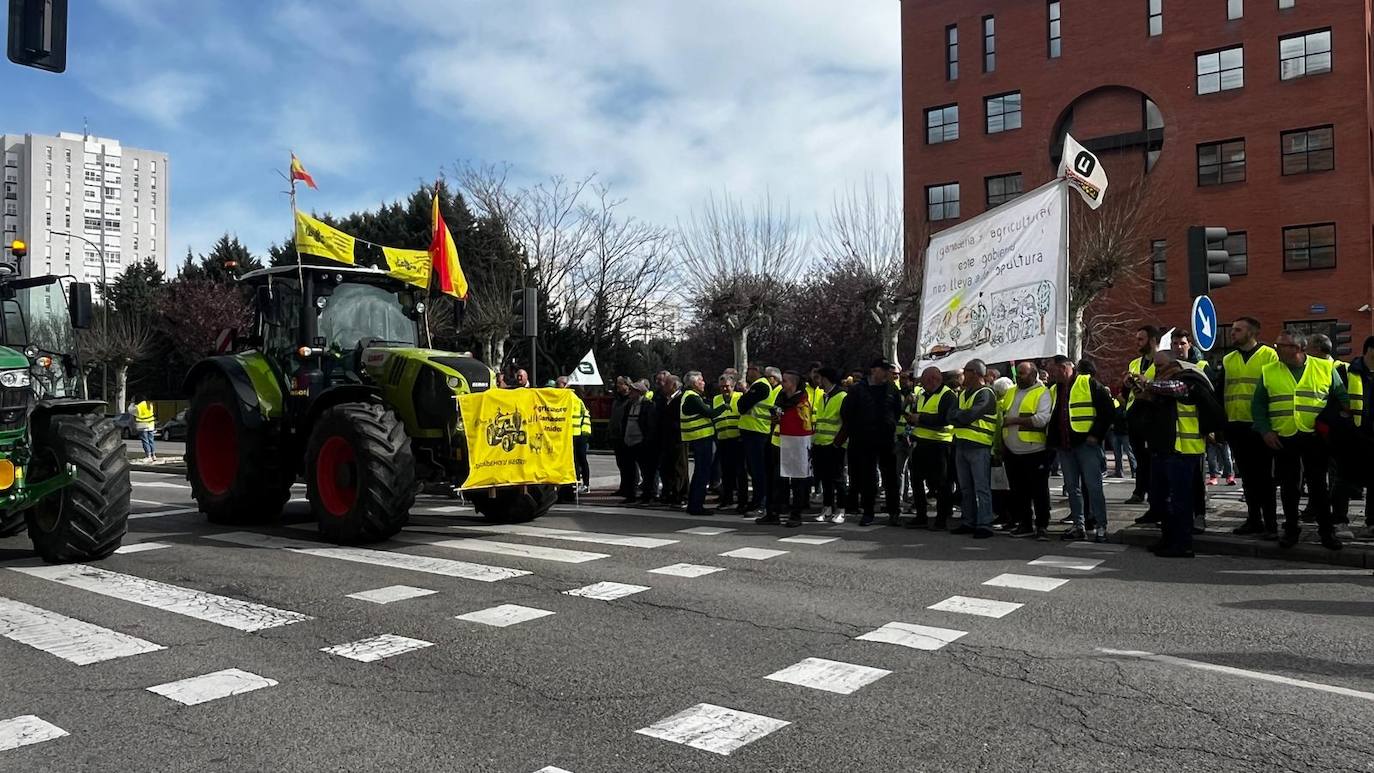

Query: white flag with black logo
left=567, top=349, right=603, bottom=386
left=1058, top=133, right=1109, bottom=210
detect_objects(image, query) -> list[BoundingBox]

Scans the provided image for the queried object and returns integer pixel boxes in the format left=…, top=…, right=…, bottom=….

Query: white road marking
left=649, top=563, right=725, bottom=578
left=129, top=508, right=201, bottom=519
left=132, top=498, right=171, bottom=506
left=345, top=585, right=437, bottom=604
left=1028, top=555, right=1103, bottom=571
left=0, top=597, right=164, bottom=665
left=677, top=526, right=736, bottom=536
left=204, top=532, right=529, bottom=583
left=764, top=657, right=891, bottom=694
left=417, top=505, right=469, bottom=513
left=928, top=595, right=1024, bottom=619
left=534, top=768, right=574, bottom=773
left=456, top=604, right=555, bottom=627
left=398, top=536, right=608, bottom=564
left=983, top=573, right=1069, bottom=592
left=450, top=524, right=676, bottom=549
left=0, top=715, right=67, bottom=752
left=11, top=565, right=310, bottom=632
left=1218, top=569, right=1372, bottom=576
left=113, top=541, right=172, bottom=554
left=147, top=668, right=278, bottom=705
left=635, top=703, right=790, bottom=756
left=321, top=634, right=434, bottom=663
left=856, top=622, right=967, bottom=651
left=1067, top=541, right=1128, bottom=552
left=1098, top=649, right=1374, bottom=703
left=777, top=535, right=838, bottom=545
left=719, top=547, right=788, bottom=560
left=135, top=481, right=191, bottom=490
left=564, top=581, right=650, bottom=601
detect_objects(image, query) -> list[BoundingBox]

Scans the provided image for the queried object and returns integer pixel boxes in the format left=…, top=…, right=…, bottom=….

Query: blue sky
left=4, top=0, right=901, bottom=265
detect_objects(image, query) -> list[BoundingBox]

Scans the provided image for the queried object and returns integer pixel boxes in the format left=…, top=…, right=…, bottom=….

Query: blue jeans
left=954, top=441, right=992, bottom=529
left=1109, top=432, right=1136, bottom=476
left=742, top=431, right=770, bottom=511
left=688, top=438, right=715, bottom=512
left=1206, top=442, right=1233, bottom=477
left=1059, top=442, right=1107, bottom=530
left=1150, top=452, right=1200, bottom=551
left=140, top=429, right=155, bottom=457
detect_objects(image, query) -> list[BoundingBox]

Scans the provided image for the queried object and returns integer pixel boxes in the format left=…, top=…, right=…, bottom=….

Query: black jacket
left=1137, top=369, right=1222, bottom=455
left=841, top=379, right=902, bottom=446
left=1046, top=376, right=1116, bottom=448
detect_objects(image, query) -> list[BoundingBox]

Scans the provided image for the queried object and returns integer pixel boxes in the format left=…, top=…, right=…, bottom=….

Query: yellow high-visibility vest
left=133, top=401, right=156, bottom=430
left=737, top=379, right=777, bottom=434
left=1175, top=401, right=1205, bottom=454
left=1068, top=375, right=1097, bottom=434
left=570, top=395, right=591, bottom=437
left=953, top=387, right=998, bottom=446
left=1126, top=356, right=1155, bottom=408
left=1222, top=345, right=1278, bottom=423
left=914, top=386, right=953, bottom=443
left=1350, top=369, right=1365, bottom=428
left=679, top=389, right=715, bottom=442
left=813, top=388, right=846, bottom=447
left=712, top=392, right=741, bottom=440
left=1002, top=385, right=1051, bottom=445
left=1261, top=357, right=1335, bottom=437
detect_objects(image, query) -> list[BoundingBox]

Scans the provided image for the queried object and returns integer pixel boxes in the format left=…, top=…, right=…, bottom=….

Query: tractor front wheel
left=26, top=414, right=131, bottom=563
left=187, top=375, right=293, bottom=525
left=468, top=484, right=556, bottom=524
left=305, top=402, right=415, bottom=544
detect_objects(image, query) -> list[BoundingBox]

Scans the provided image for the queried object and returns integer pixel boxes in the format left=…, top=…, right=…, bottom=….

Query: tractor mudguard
left=183, top=353, right=284, bottom=429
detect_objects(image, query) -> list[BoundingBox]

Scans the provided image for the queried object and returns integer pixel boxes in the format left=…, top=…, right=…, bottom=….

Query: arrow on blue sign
left=1192, top=295, right=1218, bottom=352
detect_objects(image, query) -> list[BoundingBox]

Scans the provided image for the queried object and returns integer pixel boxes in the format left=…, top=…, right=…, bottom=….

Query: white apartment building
left=1, top=131, right=168, bottom=290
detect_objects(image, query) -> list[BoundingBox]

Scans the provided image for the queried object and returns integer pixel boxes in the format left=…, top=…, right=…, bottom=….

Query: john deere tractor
left=182, top=264, right=556, bottom=544
left=0, top=246, right=132, bottom=563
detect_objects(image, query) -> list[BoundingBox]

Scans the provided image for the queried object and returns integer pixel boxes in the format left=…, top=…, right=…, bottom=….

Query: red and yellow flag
left=429, top=188, right=469, bottom=299
left=289, top=153, right=317, bottom=190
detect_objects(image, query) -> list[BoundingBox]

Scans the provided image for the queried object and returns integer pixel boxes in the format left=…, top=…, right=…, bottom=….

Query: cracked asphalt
left=2, top=466, right=1373, bottom=772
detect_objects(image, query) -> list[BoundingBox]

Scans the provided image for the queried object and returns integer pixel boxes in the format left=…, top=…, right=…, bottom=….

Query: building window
left=1284, top=319, right=1336, bottom=345
left=1280, top=29, right=1331, bottom=80
left=1151, top=240, right=1167, bottom=304
left=44, top=146, right=52, bottom=160
left=133, top=158, right=139, bottom=171
left=1228, top=0, right=1243, bottom=18
left=926, top=104, right=959, bottom=144
left=63, top=149, right=70, bottom=162
left=1278, top=0, right=1295, bottom=9
left=44, top=212, right=51, bottom=226
left=1280, top=125, right=1334, bottom=175
left=926, top=182, right=960, bottom=222
left=44, top=162, right=51, bottom=176
left=1048, top=1, right=1061, bottom=58
left=64, top=215, right=70, bottom=228
left=1197, top=46, right=1244, bottom=94
left=1282, top=223, right=1335, bottom=270
left=132, top=237, right=138, bottom=250
left=1148, top=0, right=1162, bottom=36
left=43, top=180, right=50, bottom=193
left=985, top=92, right=1022, bottom=134
left=1212, top=231, right=1248, bottom=275
left=985, top=173, right=1023, bottom=208
left=151, top=160, right=157, bottom=173
left=982, top=16, right=995, bottom=72
left=945, top=25, right=958, bottom=80
left=1196, top=139, right=1246, bottom=185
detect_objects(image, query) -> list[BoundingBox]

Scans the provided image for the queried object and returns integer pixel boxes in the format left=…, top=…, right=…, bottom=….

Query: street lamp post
left=48, top=228, right=109, bottom=403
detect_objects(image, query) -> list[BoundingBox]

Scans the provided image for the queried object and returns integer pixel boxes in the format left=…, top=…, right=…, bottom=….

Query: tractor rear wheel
left=187, top=375, right=293, bottom=525
left=468, top=484, right=556, bottom=524
left=305, top=402, right=415, bottom=543
left=26, top=414, right=131, bottom=563
left=0, top=509, right=28, bottom=538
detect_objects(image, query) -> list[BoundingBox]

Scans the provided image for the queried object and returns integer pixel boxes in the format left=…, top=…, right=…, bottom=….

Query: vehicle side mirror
left=68, top=282, right=94, bottom=329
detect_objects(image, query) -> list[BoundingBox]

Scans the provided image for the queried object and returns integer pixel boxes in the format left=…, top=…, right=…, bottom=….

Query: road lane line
left=134, top=481, right=191, bottom=490
left=777, top=535, right=838, bottom=545
left=927, top=595, right=1024, bottom=619
left=1028, top=555, right=1103, bottom=571
left=129, top=508, right=200, bottom=520
left=649, top=563, right=725, bottom=578
left=11, top=564, right=310, bottom=632
left=147, top=668, right=278, bottom=705
left=203, top=532, right=529, bottom=582
left=856, top=622, right=967, bottom=651
left=764, top=657, right=891, bottom=694
left=449, top=523, right=676, bottom=549
left=393, top=535, right=608, bottom=564
left=719, top=547, right=788, bottom=560
left=983, top=573, right=1069, bottom=592
left=345, top=586, right=437, bottom=604
left=635, top=703, right=790, bottom=756
left=114, top=541, right=173, bottom=554
left=0, top=597, right=164, bottom=665
left=0, top=715, right=67, bottom=752
left=456, top=604, right=555, bottom=627
left=564, top=581, right=650, bottom=601
left=676, top=526, right=736, bottom=536
left=321, top=634, right=434, bottom=662
left=1097, top=649, right=1374, bottom=703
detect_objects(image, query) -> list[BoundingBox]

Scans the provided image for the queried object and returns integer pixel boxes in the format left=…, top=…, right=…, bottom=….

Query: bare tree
left=79, top=312, right=157, bottom=409
left=817, top=177, right=925, bottom=364
left=678, top=191, right=806, bottom=373
left=1067, top=172, right=1161, bottom=359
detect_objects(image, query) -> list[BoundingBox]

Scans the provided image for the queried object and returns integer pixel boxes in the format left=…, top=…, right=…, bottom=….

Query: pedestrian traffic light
left=7, top=0, right=68, bottom=74
left=511, top=287, right=537, bottom=338
left=1333, top=321, right=1353, bottom=357
left=1187, top=226, right=1231, bottom=297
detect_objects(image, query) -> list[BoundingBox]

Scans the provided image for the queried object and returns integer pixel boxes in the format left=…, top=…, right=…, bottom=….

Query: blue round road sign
left=1192, top=295, right=1218, bottom=352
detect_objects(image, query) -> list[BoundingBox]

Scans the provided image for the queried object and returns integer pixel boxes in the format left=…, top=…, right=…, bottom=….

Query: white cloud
left=99, top=71, right=211, bottom=129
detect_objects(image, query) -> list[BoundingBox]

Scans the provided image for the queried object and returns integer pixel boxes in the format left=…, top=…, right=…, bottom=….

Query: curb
left=1113, top=526, right=1372, bottom=569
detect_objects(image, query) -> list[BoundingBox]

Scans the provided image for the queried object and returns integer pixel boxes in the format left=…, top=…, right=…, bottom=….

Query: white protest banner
left=1059, top=133, right=1109, bottom=210
left=567, top=349, right=604, bottom=386
left=916, top=180, right=1069, bottom=371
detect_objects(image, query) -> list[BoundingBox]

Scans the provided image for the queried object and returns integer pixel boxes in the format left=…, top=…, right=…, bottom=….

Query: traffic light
left=510, top=287, right=537, bottom=338
left=1333, top=321, right=1353, bottom=357
left=7, top=0, right=68, bottom=73
left=1187, top=225, right=1232, bottom=297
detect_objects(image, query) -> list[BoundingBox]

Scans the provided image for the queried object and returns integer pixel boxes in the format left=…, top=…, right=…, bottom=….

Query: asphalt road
left=2, top=468, right=1373, bottom=772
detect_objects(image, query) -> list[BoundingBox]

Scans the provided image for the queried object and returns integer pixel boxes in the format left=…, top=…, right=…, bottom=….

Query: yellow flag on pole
left=295, top=211, right=355, bottom=265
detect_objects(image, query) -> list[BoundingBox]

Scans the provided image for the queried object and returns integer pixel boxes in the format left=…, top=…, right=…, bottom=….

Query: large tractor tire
left=0, top=509, right=28, bottom=538
left=468, top=484, right=557, bottom=524
left=187, top=375, right=293, bottom=525
left=26, top=414, right=131, bottom=563
left=305, top=402, right=415, bottom=544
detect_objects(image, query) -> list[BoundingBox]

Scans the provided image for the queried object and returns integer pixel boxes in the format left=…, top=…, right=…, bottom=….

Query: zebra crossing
left=1, top=490, right=1123, bottom=767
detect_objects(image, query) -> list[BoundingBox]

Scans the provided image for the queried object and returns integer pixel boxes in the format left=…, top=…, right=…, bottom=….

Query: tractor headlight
left=414, top=301, right=426, bottom=315
left=446, top=376, right=460, bottom=389
left=23, top=344, right=38, bottom=358
left=0, top=370, right=30, bottom=388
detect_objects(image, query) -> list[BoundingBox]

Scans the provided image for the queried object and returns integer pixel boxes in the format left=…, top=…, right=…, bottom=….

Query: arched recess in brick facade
left=1048, top=85, right=1165, bottom=176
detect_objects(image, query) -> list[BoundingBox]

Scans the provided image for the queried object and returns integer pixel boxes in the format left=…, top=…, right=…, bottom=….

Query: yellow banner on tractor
left=458, top=388, right=576, bottom=489
left=295, top=211, right=356, bottom=265
left=381, top=246, right=432, bottom=290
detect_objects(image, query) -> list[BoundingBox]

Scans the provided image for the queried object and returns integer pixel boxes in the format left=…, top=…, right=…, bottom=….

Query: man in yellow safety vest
left=737, top=364, right=782, bottom=515
left=1000, top=362, right=1055, bottom=540
left=905, top=366, right=956, bottom=531
left=130, top=395, right=157, bottom=461
left=1215, top=316, right=1279, bottom=536
left=950, top=359, right=999, bottom=537
left=712, top=372, right=745, bottom=510
left=811, top=367, right=848, bottom=523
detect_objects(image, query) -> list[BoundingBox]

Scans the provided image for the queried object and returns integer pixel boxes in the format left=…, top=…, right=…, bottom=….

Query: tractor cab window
left=261, top=280, right=302, bottom=353
left=0, top=300, right=27, bottom=348
left=317, top=283, right=417, bottom=351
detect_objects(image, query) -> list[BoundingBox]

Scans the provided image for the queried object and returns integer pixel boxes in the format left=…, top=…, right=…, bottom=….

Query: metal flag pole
left=289, top=153, right=305, bottom=290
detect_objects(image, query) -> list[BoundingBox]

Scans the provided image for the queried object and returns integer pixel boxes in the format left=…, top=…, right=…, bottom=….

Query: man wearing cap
left=841, top=358, right=903, bottom=526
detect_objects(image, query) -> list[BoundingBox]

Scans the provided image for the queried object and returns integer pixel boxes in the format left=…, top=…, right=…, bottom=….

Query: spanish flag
left=429, top=187, right=468, bottom=299
left=289, top=153, right=318, bottom=190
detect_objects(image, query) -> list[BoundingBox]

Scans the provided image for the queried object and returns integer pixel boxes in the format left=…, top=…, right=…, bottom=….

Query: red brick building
left=901, top=0, right=1373, bottom=375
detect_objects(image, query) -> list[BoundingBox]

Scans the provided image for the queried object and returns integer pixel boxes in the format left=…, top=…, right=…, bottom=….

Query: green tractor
left=182, top=264, right=557, bottom=544
left=0, top=248, right=132, bottom=563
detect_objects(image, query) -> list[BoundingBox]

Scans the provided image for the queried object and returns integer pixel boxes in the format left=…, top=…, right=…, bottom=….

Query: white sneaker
left=819, top=506, right=833, bottom=522
left=832, top=511, right=846, bottom=525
